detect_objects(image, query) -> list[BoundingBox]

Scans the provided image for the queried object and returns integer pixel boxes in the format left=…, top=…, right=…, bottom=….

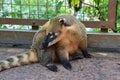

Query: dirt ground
left=0, top=47, right=120, bottom=80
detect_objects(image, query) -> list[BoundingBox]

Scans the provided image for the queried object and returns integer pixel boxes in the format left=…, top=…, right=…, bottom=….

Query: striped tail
left=0, top=50, right=39, bottom=71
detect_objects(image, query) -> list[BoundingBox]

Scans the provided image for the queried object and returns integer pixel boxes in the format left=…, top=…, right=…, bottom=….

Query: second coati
left=0, top=14, right=91, bottom=72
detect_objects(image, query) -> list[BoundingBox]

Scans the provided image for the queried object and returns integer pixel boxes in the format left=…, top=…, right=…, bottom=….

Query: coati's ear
left=59, top=18, right=70, bottom=26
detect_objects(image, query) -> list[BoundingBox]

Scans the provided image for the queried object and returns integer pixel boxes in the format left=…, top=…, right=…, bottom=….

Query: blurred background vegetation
left=0, top=0, right=120, bottom=33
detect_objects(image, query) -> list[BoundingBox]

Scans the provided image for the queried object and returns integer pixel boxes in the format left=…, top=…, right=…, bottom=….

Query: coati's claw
left=61, top=60, right=72, bottom=70
left=46, top=64, right=58, bottom=72
left=40, top=32, right=58, bottom=49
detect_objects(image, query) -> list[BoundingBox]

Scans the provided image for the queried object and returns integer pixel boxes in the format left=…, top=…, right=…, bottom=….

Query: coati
left=0, top=14, right=91, bottom=72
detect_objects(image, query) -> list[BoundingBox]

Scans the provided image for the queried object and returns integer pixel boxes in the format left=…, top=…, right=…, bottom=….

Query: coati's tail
left=0, top=50, right=39, bottom=71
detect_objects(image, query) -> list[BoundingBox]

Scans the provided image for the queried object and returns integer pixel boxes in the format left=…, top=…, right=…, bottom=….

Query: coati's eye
left=59, top=18, right=66, bottom=25
left=58, top=18, right=70, bottom=26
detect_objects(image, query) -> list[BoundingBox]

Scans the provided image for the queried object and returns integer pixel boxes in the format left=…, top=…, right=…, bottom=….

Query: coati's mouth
left=40, top=32, right=59, bottom=49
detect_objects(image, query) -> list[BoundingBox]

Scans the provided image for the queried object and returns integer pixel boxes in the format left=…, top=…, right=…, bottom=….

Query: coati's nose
left=40, top=32, right=59, bottom=49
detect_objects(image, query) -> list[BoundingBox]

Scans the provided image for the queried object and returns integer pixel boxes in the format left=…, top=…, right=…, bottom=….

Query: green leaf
left=94, top=0, right=101, bottom=6
left=118, top=0, right=120, bottom=7
left=56, top=1, right=63, bottom=13
left=71, top=0, right=80, bottom=6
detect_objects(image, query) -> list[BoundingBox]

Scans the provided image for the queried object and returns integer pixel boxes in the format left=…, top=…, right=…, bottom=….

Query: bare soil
left=0, top=47, right=120, bottom=80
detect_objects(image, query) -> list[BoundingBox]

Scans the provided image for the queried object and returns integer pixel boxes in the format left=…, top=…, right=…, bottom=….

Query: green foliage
left=56, top=1, right=63, bottom=13
left=94, top=0, right=101, bottom=6
left=0, top=0, right=119, bottom=32
left=117, top=0, right=120, bottom=32
left=0, top=0, right=70, bottom=30
left=78, top=0, right=108, bottom=21
left=78, top=0, right=119, bottom=33
left=71, top=0, right=80, bottom=6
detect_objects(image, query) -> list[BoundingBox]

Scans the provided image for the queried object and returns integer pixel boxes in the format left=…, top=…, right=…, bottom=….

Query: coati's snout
left=40, top=32, right=59, bottom=49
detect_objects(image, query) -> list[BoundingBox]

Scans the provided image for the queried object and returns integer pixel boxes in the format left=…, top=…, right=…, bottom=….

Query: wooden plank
left=82, top=21, right=114, bottom=28
left=0, top=30, right=120, bottom=48
left=107, top=0, right=117, bottom=29
left=87, top=33, right=120, bottom=48
left=0, top=18, right=113, bottom=28
left=108, top=0, right=117, bottom=22
left=0, top=18, right=48, bottom=26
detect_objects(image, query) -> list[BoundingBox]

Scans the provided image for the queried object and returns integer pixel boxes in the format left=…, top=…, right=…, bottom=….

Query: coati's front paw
left=46, top=64, right=58, bottom=72
left=61, top=60, right=72, bottom=70
left=41, top=32, right=58, bottom=49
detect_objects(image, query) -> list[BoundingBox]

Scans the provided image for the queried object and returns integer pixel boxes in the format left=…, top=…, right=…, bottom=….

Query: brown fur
left=0, top=14, right=90, bottom=72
